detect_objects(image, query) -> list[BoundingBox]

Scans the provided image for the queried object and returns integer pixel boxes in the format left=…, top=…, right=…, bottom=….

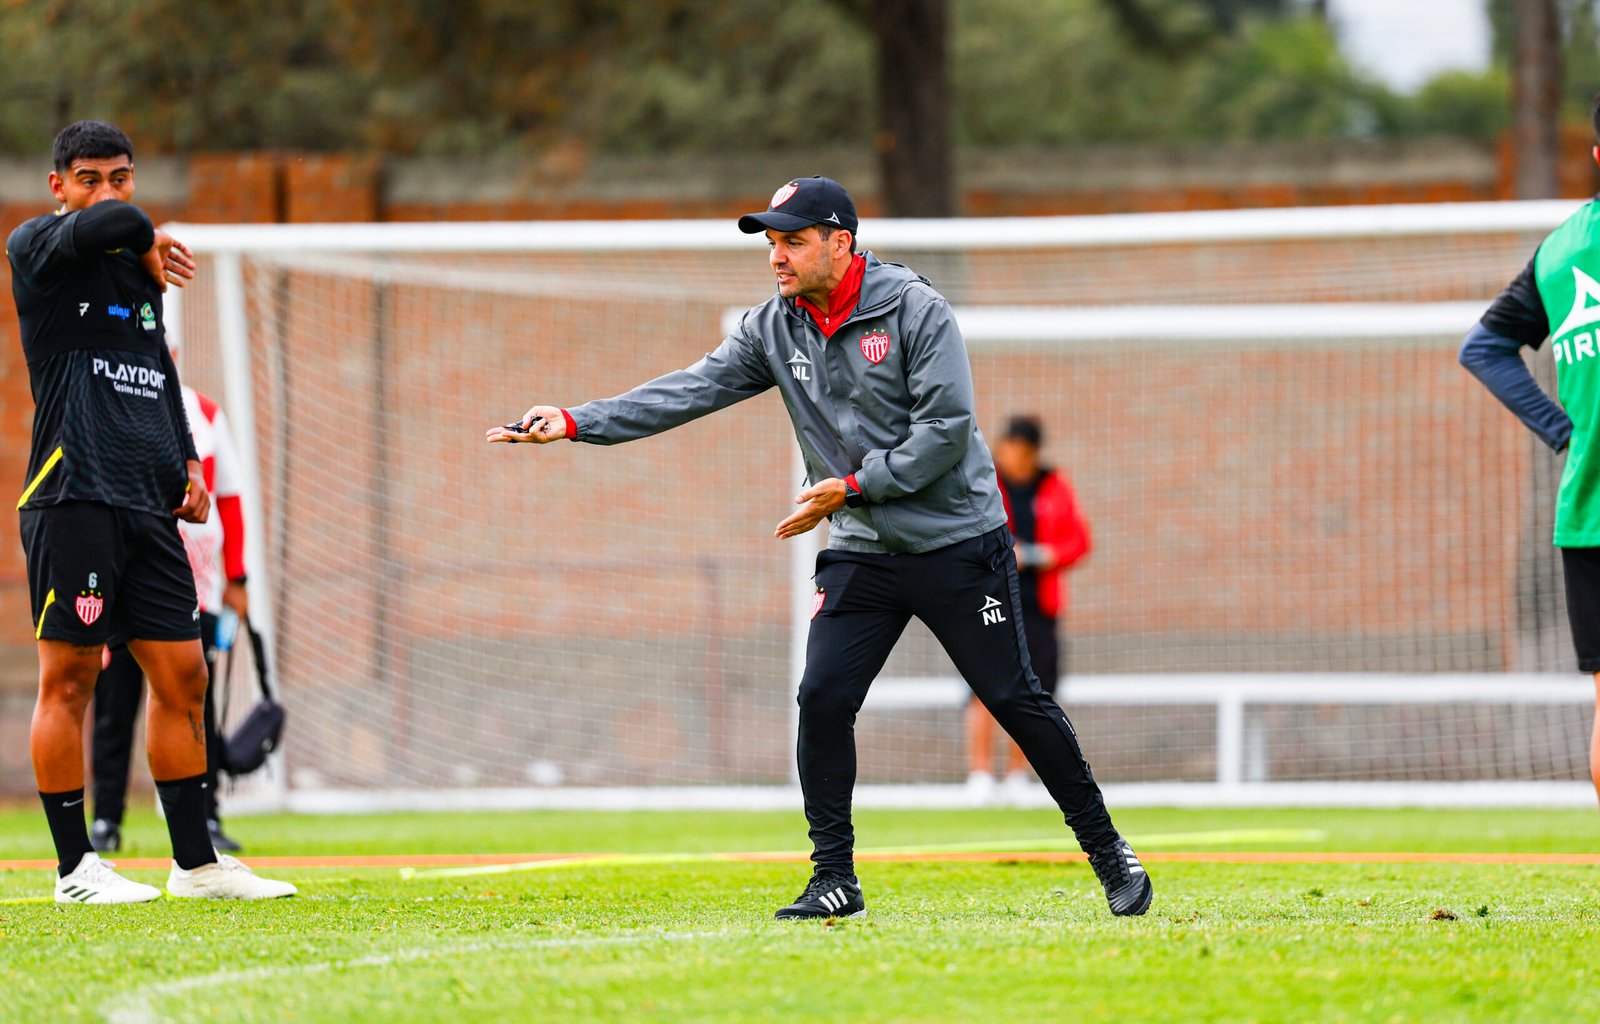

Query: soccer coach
left=488, top=176, right=1152, bottom=919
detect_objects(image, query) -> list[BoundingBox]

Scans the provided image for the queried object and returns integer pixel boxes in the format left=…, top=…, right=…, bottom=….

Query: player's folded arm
left=70, top=200, right=154, bottom=257
left=6, top=201, right=154, bottom=286
left=854, top=294, right=974, bottom=503
left=7, top=217, right=76, bottom=284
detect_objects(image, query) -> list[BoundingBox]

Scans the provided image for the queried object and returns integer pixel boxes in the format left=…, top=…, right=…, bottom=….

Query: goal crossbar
left=164, top=198, right=1581, bottom=255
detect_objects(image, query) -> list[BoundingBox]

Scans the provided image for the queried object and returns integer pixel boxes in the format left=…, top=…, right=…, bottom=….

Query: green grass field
left=2, top=805, right=1597, bottom=1023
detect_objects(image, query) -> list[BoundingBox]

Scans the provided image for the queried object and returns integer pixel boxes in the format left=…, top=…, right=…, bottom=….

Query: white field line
left=392, top=827, right=1332, bottom=880
left=102, top=929, right=728, bottom=1024
left=397, top=852, right=702, bottom=880
left=878, top=827, right=1330, bottom=854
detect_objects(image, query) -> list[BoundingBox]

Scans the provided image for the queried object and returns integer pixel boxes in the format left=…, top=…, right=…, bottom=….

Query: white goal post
left=166, top=200, right=1596, bottom=813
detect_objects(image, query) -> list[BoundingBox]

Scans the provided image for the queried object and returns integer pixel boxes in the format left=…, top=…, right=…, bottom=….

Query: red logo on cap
left=771, top=181, right=799, bottom=208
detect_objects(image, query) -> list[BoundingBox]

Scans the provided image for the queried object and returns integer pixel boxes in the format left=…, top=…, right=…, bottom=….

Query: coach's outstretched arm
left=487, top=325, right=774, bottom=446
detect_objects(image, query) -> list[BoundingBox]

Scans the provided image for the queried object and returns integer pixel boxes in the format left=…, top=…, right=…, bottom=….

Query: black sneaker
left=89, top=818, right=121, bottom=854
left=208, top=819, right=243, bottom=854
left=1087, top=837, right=1153, bottom=916
left=774, top=872, right=865, bottom=920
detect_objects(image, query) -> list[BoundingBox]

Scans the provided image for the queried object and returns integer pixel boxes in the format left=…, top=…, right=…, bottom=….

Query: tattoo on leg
left=188, top=710, right=203, bottom=744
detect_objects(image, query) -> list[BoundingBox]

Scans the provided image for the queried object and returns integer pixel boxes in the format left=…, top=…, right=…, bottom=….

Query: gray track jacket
left=567, top=252, right=1007, bottom=554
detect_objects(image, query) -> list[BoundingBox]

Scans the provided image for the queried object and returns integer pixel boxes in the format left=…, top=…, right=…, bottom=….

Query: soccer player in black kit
left=9, top=121, right=293, bottom=901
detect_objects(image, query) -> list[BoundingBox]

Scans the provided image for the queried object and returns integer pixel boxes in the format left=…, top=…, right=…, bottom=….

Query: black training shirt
left=8, top=201, right=198, bottom=515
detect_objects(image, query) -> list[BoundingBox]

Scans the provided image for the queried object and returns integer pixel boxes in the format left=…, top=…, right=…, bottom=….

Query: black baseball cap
left=738, top=176, right=858, bottom=235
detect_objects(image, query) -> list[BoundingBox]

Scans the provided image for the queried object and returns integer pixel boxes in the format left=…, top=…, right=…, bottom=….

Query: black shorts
left=1561, top=546, right=1600, bottom=673
left=20, top=501, right=200, bottom=647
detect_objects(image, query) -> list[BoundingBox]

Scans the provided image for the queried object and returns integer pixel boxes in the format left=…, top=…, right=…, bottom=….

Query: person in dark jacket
left=967, top=415, right=1092, bottom=804
left=489, top=176, right=1151, bottom=919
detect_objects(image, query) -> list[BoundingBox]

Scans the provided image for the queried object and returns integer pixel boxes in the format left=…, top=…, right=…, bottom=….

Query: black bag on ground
left=218, top=624, right=285, bottom=776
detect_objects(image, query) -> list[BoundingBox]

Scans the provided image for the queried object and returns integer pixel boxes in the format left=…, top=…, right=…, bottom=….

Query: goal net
left=164, top=203, right=1596, bottom=812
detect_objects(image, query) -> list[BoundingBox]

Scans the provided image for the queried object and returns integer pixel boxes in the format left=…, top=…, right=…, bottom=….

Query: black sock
left=39, top=788, right=94, bottom=878
left=155, top=774, right=218, bottom=870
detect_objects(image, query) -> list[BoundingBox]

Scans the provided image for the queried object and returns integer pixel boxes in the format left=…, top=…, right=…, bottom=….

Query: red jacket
left=998, top=469, right=1091, bottom=618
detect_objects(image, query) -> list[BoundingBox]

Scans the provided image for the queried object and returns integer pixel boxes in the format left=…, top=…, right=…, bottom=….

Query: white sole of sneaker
left=167, top=888, right=296, bottom=900
left=776, top=908, right=867, bottom=921
left=54, top=890, right=161, bottom=905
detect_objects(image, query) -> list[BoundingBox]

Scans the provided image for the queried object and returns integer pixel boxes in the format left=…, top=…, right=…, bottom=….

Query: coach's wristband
left=843, top=473, right=866, bottom=509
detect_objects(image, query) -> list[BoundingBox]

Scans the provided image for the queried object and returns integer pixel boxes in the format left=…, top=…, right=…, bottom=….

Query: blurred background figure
left=91, top=342, right=250, bottom=854
left=967, top=415, right=1091, bottom=805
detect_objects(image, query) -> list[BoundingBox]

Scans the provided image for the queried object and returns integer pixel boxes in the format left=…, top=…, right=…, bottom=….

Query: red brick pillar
left=185, top=154, right=283, bottom=223
left=283, top=154, right=382, bottom=223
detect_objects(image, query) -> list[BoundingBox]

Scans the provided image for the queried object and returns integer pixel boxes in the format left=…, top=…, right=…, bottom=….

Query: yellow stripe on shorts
left=35, top=588, right=55, bottom=640
left=17, top=446, right=64, bottom=509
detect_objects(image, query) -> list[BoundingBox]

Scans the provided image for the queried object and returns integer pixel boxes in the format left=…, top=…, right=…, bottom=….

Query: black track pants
left=798, top=526, right=1117, bottom=874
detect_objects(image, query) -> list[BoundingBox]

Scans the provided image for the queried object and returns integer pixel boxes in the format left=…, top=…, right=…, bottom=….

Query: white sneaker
left=54, top=852, right=162, bottom=904
left=965, top=770, right=997, bottom=806
left=167, top=853, right=297, bottom=900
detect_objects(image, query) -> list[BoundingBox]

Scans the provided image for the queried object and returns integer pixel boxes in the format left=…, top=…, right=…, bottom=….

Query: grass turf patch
left=1, top=807, right=1596, bottom=1022
left=2, top=805, right=1596, bottom=861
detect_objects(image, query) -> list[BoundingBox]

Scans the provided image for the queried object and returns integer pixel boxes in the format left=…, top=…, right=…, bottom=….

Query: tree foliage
left=1488, top=0, right=1600, bottom=117
left=0, top=0, right=1553, bottom=158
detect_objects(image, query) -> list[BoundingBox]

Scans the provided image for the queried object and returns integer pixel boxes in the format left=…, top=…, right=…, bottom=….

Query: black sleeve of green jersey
left=6, top=201, right=154, bottom=286
left=1479, top=255, right=1549, bottom=347
left=160, top=342, right=201, bottom=465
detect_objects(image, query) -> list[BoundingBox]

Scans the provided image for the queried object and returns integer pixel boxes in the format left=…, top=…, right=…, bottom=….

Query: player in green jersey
left=1460, top=94, right=1600, bottom=809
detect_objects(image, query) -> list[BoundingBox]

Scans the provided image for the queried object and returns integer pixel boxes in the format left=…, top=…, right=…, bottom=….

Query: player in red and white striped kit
left=176, top=382, right=250, bottom=631
left=91, top=367, right=253, bottom=855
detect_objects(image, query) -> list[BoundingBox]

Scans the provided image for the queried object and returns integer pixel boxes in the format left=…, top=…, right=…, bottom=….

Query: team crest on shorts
left=75, top=591, right=104, bottom=626
left=812, top=589, right=826, bottom=619
left=859, top=329, right=890, bottom=364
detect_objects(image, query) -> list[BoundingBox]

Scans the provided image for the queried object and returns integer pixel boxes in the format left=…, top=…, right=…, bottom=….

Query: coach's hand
left=174, top=460, right=211, bottom=523
left=776, top=478, right=848, bottom=539
left=486, top=405, right=567, bottom=444
left=142, top=230, right=196, bottom=293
